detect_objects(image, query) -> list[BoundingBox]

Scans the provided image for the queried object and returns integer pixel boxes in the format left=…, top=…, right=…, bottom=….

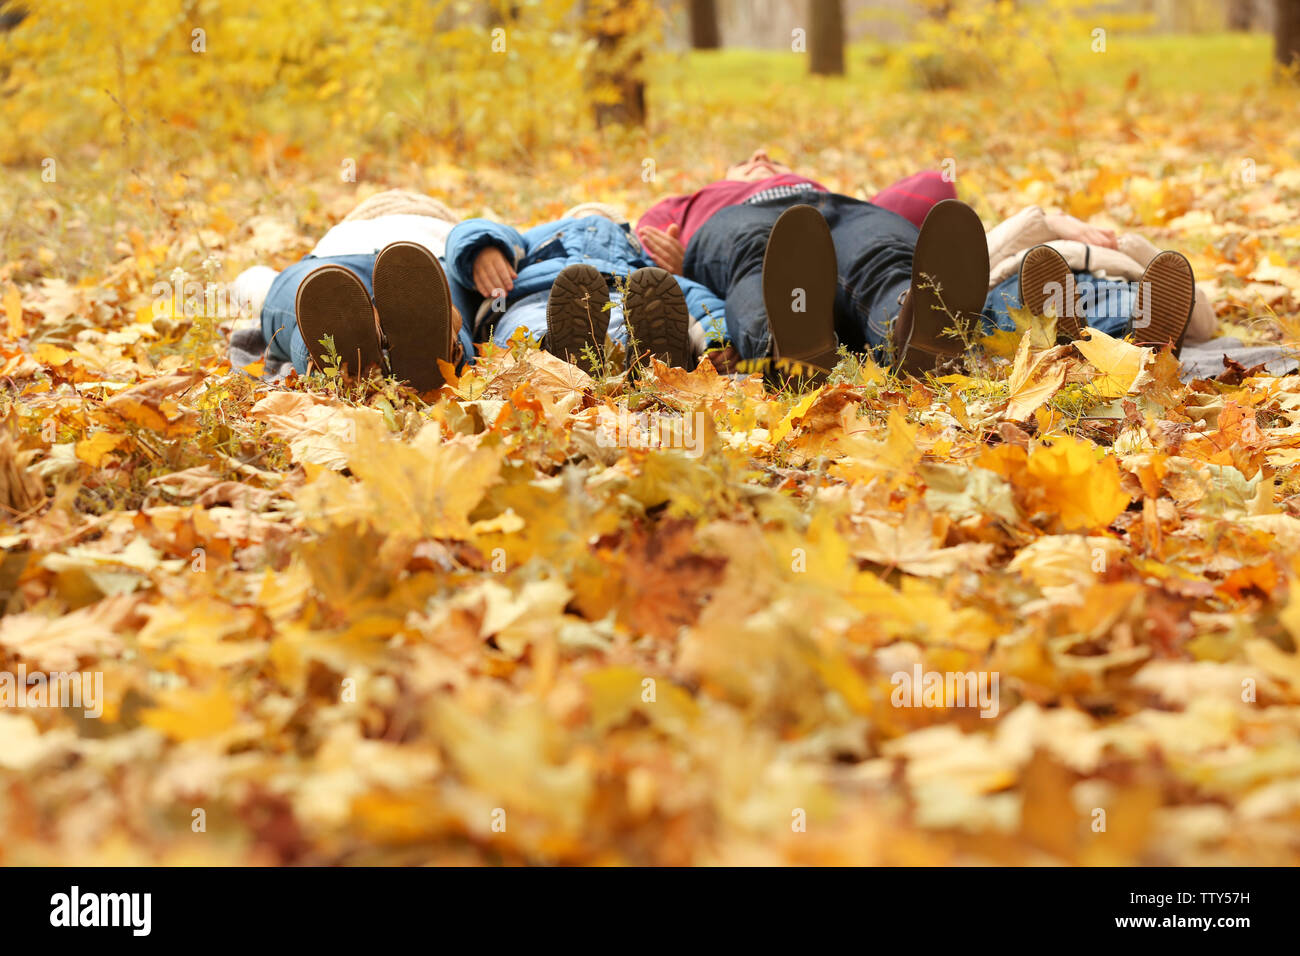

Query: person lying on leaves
left=441, top=203, right=725, bottom=375
left=230, top=189, right=476, bottom=392
left=632, top=148, right=1216, bottom=380
left=230, top=179, right=1216, bottom=391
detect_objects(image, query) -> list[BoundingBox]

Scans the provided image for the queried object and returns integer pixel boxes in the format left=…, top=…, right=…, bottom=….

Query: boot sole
left=294, top=265, right=383, bottom=379
left=545, top=263, right=610, bottom=372
left=372, top=241, right=452, bottom=392
left=1133, top=250, right=1195, bottom=353
left=903, top=199, right=990, bottom=366
left=1019, top=244, right=1081, bottom=339
left=761, top=204, right=839, bottom=371
left=625, top=267, right=691, bottom=370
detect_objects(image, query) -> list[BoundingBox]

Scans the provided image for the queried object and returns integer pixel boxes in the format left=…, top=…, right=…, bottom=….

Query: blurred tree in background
left=898, top=0, right=1149, bottom=89
left=0, top=1, right=25, bottom=31
left=0, top=0, right=647, bottom=168
left=1278, top=0, right=1300, bottom=67
left=1227, top=0, right=1255, bottom=29
left=583, top=0, right=661, bottom=128
left=0, top=0, right=1291, bottom=175
left=687, top=0, right=720, bottom=48
left=809, top=0, right=846, bottom=75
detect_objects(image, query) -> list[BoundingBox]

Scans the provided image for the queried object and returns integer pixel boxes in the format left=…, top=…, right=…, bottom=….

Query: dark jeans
left=683, top=193, right=917, bottom=360
left=262, top=253, right=478, bottom=374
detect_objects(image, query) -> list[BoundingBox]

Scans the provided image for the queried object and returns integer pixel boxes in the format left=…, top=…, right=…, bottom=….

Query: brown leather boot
left=372, top=241, right=454, bottom=392
left=1019, top=244, right=1080, bottom=340
left=762, top=204, right=839, bottom=384
left=294, top=265, right=384, bottom=379
left=1132, top=250, right=1196, bottom=356
left=893, top=199, right=990, bottom=377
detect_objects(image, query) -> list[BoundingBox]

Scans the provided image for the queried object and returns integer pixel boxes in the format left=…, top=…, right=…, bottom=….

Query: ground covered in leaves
left=4, top=33, right=1300, bottom=864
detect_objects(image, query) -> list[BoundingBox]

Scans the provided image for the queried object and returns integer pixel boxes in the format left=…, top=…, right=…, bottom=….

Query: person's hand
left=1045, top=213, right=1118, bottom=250
left=472, top=247, right=516, bottom=298
left=638, top=223, right=685, bottom=274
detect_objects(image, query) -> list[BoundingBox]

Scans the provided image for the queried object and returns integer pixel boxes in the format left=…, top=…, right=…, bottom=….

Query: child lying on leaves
left=229, top=189, right=474, bottom=390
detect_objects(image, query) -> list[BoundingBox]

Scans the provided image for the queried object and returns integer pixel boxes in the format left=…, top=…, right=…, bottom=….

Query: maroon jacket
left=637, top=169, right=956, bottom=244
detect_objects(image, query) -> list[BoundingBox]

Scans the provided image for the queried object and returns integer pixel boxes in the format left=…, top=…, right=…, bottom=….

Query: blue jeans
left=261, top=253, right=477, bottom=374
left=683, top=193, right=916, bottom=360
left=983, top=270, right=1135, bottom=338
left=487, top=289, right=631, bottom=348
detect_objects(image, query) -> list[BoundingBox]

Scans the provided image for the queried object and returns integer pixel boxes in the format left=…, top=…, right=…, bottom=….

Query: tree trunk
left=1226, top=0, right=1254, bottom=30
left=486, top=4, right=519, bottom=29
left=688, top=0, right=721, bottom=49
left=1278, top=0, right=1300, bottom=70
left=0, top=2, right=27, bottom=32
left=808, top=0, right=844, bottom=76
left=584, top=0, right=647, bottom=128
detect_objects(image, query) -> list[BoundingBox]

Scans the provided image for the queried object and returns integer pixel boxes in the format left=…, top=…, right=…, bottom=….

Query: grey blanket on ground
left=229, top=326, right=292, bottom=381
left=1176, top=337, right=1299, bottom=382
left=226, top=325, right=1298, bottom=386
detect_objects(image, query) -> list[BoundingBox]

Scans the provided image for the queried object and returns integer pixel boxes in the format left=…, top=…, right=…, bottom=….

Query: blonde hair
left=341, top=189, right=459, bottom=224
left=561, top=202, right=640, bottom=253
left=561, top=202, right=629, bottom=224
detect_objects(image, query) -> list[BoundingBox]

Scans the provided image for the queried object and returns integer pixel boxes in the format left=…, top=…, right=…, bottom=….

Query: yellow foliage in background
left=0, top=0, right=613, bottom=167
left=896, top=0, right=1152, bottom=90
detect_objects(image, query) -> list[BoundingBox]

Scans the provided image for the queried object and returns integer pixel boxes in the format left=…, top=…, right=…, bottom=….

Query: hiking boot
left=544, top=263, right=610, bottom=373
left=372, top=241, right=454, bottom=392
left=294, top=264, right=383, bottom=379
left=625, top=266, right=691, bottom=371
left=1132, top=250, right=1196, bottom=355
left=892, top=199, right=990, bottom=376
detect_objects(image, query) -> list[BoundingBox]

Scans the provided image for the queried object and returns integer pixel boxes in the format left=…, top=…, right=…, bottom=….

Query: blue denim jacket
left=445, top=215, right=726, bottom=344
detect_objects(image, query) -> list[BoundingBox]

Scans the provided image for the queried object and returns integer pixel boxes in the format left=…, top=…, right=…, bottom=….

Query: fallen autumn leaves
left=4, top=307, right=1300, bottom=865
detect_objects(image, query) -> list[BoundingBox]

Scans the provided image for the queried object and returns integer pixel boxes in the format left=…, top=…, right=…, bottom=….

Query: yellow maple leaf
left=299, top=419, right=503, bottom=540
left=1026, top=435, right=1130, bottom=531
left=1005, top=332, right=1068, bottom=421
left=1074, top=327, right=1152, bottom=399
left=584, top=665, right=698, bottom=735
left=833, top=407, right=921, bottom=481
left=33, top=343, right=74, bottom=367
left=1245, top=639, right=1300, bottom=693
left=770, top=386, right=822, bottom=445
left=140, top=685, right=238, bottom=742
left=75, top=431, right=128, bottom=467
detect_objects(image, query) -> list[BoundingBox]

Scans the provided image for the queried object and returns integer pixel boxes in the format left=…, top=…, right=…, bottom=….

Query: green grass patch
left=655, top=31, right=1274, bottom=107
